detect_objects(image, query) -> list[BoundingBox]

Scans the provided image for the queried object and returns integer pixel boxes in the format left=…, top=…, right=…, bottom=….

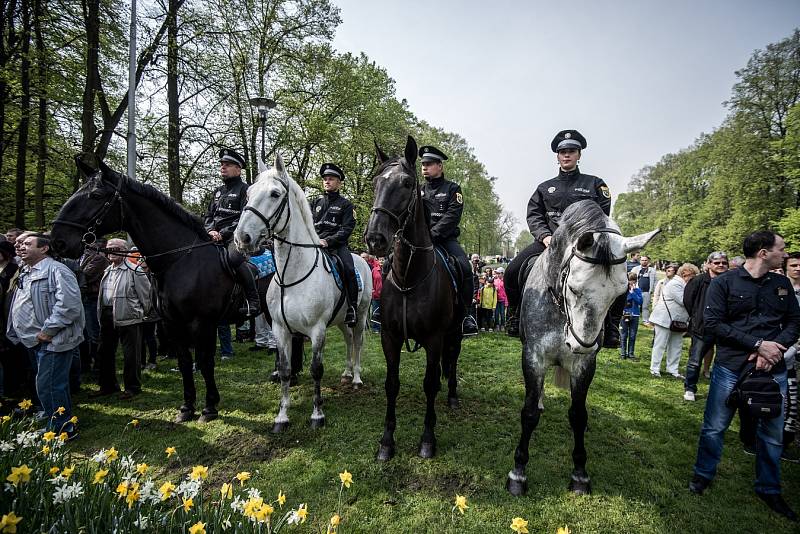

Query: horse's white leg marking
left=340, top=324, right=354, bottom=379
left=310, top=326, right=326, bottom=422
left=352, top=319, right=364, bottom=387
left=273, top=323, right=292, bottom=425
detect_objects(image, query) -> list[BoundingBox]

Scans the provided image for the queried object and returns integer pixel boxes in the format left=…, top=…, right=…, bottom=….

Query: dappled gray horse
left=506, top=200, right=659, bottom=496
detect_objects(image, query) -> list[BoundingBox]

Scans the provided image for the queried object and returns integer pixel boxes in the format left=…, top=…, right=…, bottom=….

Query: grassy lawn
left=59, top=326, right=799, bottom=533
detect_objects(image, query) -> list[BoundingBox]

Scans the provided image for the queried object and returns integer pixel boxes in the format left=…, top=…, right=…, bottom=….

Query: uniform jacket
left=204, top=176, right=249, bottom=243
left=310, top=191, right=355, bottom=249
left=421, top=176, right=463, bottom=241
left=98, top=261, right=153, bottom=327
left=649, top=277, right=689, bottom=329
left=526, top=167, right=611, bottom=243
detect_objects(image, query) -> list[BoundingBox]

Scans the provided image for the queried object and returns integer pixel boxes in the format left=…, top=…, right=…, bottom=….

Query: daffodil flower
left=159, top=481, right=176, bottom=501
left=454, top=494, right=468, bottom=514
left=42, top=431, right=56, bottom=442
left=190, top=465, right=208, bottom=480
left=130, top=419, right=139, bottom=428
left=277, top=490, right=286, bottom=507
left=182, top=497, right=193, bottom=512
left=296, top=503, right=308, bottom=523
left=116, top=481, right=130, bottom=498
left=330, top=514, right=341, bottom=527
left=48, top=467, right=59, bottom=476
left=125, top=483, right=140, bottom=509
left=93, top=469, right=109, bottom=485
left=61, top=465, right=75, bottom=479
left=338, top=470, right=353, bottom=488
left=510, top=517, right=529, bottom=533
left=136, top=463, right=148, bottom=475
left=556, top=527, right=571, bottom=534
left=41, top=446, right=50, bottom=455
left=69, top=416, right=78, bottom=425
left=55, top=406, right=65, bottom=415
left=165, top=446, right=176, bottom=458
left=6, top=465, right=32, bottom=487
left=58, top=432, right=68, bottom=442
left=188, top=521, right=206, bottom=534
left=106, top=447, right=119, bottom=461
left=235, top=471, right=250, bottom=485
left=221, top=482, right=232, bottom=500
left=18, top=399, right=32, bottom=410
left=0, top=511, right=22, bottom=533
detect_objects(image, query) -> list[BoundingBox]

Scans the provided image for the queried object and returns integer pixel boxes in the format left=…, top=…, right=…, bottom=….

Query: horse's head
left=365, top=135, right=419, bottom=257
left=234, top=154, right=292, bottom=253
left=50, top=157, right=126, bottom=258
left=547, top=201, right=659, bottom=354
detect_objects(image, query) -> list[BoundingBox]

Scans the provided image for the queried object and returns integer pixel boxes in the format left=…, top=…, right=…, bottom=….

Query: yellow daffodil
left=0, top=511, right=22, bottom=533
left=6, top=465, right=32, bottom=487
left=93, top=469, right=109, bottom=485
left=18, top=399, right=32, bottom=410
left=58, top=432, right=68, bottom=442
left=235, top=471, right=251, bottom=485
left=159, top=481, right=176, bottom=501
left=61, top=465, right=74, bottom=479
left=125, top=483, right=140, bottom=509
left=220, top=482, right=232, bottom=500
left=41, top=446, right=50, bottom=455
left=510, top=517, right=529, bottom=533
left=136, top=463, right=148, bottom=475
left=130, top=419, right=139, bottom=428
left=338, top=470, right=353, bottom=488
left=182, top=497, right=194, bottom=512
left=69, top=416, right=78, bottom=425
left=42, top=431, right=56, bottom=442
left=556, top=527, right=571, bottom=534
left=330, top=514, right=341, bottom=527
left=190, top=465, right=208, bottom=481
left=55, top=406, right=65, bottom=415
left=116, top=481, right=130, bottom=498
left=243, top=497, right=264, bottom=519
left=254, top=503, right=273, bottom=523
left=454, top=494, right=468, bottom=514
left=48, top=467, right=59, bottom=476
left=1, top=415, right=10, bottom=424
left=165, top=446, right=176, bottom=458
left=188, top=522, right=206, bottom=534
left=277, top=490, right=286, bottom=507
left=106, top=447, right=119, bottom=461
left=296, top=504, right=308, bottom=523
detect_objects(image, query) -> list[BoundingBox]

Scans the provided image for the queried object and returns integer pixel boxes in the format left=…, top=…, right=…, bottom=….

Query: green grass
left=65, top=326, right=799, bottom=533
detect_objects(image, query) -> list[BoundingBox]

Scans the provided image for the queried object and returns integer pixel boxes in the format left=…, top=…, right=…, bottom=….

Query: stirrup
left=344, top=306, right=357, bottom=326
left=462, top=315, right=478, bottom=337
left=239, top=300, right=261, bottom=318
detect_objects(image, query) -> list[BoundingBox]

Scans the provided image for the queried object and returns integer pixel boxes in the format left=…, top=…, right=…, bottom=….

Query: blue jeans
left=217, top=323, right=233, bottom=357
left=370, top=299, right=381, bottom=332
left=694, top=363, right=787, bottom=494
left=619, top=315, right=639, bottom=357
left=685, top=334, right=713, bottom=393
left=495, top=301, right=506, bottom=328
left=33, top=345, right=76, bottom=432
left=82, top=295, right=100, bottom=344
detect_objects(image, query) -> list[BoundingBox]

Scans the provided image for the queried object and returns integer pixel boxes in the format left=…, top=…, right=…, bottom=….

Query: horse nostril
left=241, top=233, right=251, bottom=244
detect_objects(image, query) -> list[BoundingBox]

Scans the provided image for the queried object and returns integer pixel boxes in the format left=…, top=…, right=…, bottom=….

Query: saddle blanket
left=329, top=256, right=363, bottom=292
left=249, top=250, right=276, bottom=279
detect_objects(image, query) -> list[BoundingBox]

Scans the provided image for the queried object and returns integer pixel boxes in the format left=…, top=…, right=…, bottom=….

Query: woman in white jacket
left=649, top=263, right=699, bottom=378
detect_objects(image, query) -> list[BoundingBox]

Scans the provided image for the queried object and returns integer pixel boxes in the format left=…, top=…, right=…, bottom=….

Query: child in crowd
left=478, top=276, right=498, bottom=332
left=494, top=268, right=508, bottom=331
left=620, top=271, right=643, bottom=360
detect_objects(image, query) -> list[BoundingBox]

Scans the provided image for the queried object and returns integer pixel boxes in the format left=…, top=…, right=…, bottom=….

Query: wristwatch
left=754, top=338, right=764, bottom=351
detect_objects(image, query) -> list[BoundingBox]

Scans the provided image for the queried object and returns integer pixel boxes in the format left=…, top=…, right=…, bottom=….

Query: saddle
left=434, top=246, right=459, bottom=292
left=322, top=251, right=363, bottom=292
left=518, top=252, right=543, bottom=291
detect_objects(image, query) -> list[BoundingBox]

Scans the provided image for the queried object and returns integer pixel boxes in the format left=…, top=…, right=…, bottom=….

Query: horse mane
left=122, top=175, right=211, bottom=240
left=544, top=200, right=618, bottom=278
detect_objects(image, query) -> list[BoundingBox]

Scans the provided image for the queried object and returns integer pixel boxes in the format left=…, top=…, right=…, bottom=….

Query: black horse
left=365, top=136, right=463, bottom=460
left=51, top=158, right=299, bottom=422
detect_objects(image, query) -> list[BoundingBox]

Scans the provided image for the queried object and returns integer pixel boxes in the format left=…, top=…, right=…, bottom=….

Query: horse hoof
left=198, top=410, right=218, bottom=423
left=340, top=375, right=352, bottom=385
left=568, top=478, right=592, bottom=495
left=174, top=409, right=195, bottom=423
left=271, top=421, right=290, bottom=434
left=352, top=381, right=362, bottom=391
left=418, top=441, right=436, bottom=459
left=448, top=397, right=460, bottom=409
left=506, top=476, right=528, bottom=497
left=376, top=444, right=395, bottom=462
left=309, top=417, right=325, bottom=429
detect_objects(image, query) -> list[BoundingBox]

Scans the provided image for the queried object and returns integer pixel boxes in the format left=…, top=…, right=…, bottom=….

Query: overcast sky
left=331, top=0, right=800, bottom=233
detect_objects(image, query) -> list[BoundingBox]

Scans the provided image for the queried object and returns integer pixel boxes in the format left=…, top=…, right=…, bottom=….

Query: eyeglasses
left=711, top=261, right=728, bottom=266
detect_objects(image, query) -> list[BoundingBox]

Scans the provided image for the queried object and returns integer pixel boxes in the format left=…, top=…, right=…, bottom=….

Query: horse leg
left=446, top=334, right=461, bottom=409
left=309, top=327, right=326, bottom=429
left=197, top=328, right=220, bottom=423
left=351, top=319, right=365, bottom=389
left=272, top=325, right=293, bottom=433
left=419, top=336, right=443, bottom=459
left=506, top=360, right=546, bottom=496
left=339, top=324, right=354, bottom=385
left=175, top=343, right=196, bottom=423
left=567, top=358, right=597, bottom=495
left=377, top=330, right=402, bottom=461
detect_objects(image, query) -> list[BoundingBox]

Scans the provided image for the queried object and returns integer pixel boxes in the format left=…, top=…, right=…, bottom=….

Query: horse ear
left=404, top=135, right=417, bottom=167
left=75, top=153, right=98, bottom=179
left=622, top=228, right=661, bottom=254
left=274, top=153, right=285, bottom=175
left=258, top=156, right=268, bottom=175
left=576, top=232, right=595, bottom=251
left=375, top=140, right=389, bottom=164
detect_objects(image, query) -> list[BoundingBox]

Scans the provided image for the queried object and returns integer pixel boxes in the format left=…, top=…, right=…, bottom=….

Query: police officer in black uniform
left=310, top=163, right=359, bottom=326
left=204, top=148, right=260, bottom=317
left=505, top=130, right=620, bottom=342
left=418, top=145, right=479, bottom=336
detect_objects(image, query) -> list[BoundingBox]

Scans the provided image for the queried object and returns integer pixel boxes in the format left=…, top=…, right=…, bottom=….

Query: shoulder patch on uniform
left=315, top=205, right=322, bottom=212
left=778, top=286, right=789, bottom=296
left=547, top=186, right=556, bottom=194
left=455, top=192, right=463, bottom=204
left=600, top=185, right=611, bottom=198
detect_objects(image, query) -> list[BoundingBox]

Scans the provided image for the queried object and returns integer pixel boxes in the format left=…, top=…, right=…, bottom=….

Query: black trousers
left=98, top=307, right=142, bottom=393
left=435, top=238, right=475, bottom=315
left=505, top=241, right=546, bottom=308
left=330, top=246, right=358, bottom=308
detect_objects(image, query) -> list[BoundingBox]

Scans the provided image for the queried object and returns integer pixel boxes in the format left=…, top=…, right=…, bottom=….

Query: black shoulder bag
left=726, top=362, right=783, bottom=419
left=664, top=299, right=688, bottom=333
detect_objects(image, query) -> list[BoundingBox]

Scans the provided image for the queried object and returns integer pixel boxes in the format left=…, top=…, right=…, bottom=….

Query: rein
left=548, top=227, right=627, bottom=349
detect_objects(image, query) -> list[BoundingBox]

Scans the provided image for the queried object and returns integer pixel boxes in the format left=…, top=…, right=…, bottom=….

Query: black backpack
left=726, top=363, right=783, bottom=419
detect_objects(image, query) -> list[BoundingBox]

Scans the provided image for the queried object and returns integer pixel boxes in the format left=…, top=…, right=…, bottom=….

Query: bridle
left=52, top=171, right=124, bottom=248
left=548, top=227, right=627, bottom=349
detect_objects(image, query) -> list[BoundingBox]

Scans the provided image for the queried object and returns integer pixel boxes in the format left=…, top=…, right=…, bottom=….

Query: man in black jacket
left=310, top=163, right=358, bottom=326
left=682, top=251, right=729, bottom=401
left=204, top=148, right=260, bottom=317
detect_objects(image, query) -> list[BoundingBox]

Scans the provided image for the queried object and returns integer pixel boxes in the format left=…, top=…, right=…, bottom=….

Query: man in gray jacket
left=7, top=233, right=84, bottom=438
left=92, top=238, right=152, bottom=400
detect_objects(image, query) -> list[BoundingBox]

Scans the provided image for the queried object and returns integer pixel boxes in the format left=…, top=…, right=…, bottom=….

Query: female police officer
left=505, top=130, right=617, bottom=341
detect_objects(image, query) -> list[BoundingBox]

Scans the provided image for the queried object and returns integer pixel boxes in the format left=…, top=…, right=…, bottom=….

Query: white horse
left=234, top=155, right=372, bottom=432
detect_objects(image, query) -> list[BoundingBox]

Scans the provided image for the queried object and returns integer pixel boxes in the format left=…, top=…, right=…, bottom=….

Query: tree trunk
left=33, top=0, right=46, bottom=227
left=78, top=0, right=100, bottom=182
left=166, top=0, right=181, bottom=201
left=0, top=0, right=19, bottom=190
left=14, top=0, right=31, bottom=228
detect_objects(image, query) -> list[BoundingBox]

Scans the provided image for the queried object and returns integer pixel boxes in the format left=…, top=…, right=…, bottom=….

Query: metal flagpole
left=127, top=0, right=137, bottom=180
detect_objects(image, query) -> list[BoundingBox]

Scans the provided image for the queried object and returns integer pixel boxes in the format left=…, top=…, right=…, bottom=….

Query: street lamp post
left=248, top=96, right=276, bottom=162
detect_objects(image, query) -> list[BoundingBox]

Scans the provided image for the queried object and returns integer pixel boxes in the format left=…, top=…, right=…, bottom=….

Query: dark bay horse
left=365, top=136, right=463, bottom=460
left=51, top=159, right=259, bottom=423
left=505, top=200, right=659, bottom=496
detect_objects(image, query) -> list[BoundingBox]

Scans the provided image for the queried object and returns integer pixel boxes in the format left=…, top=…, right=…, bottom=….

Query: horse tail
left=553, top=365, right=571, bottom=390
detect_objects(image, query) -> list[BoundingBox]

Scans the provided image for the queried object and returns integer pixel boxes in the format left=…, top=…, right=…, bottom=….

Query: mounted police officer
left=418, top=145, right=479, bottom=336
left=310, top=163, right=358, bottom=326
left=505, top=130, right=621, bottom=342
left=203, top=148, right=260, bottom=317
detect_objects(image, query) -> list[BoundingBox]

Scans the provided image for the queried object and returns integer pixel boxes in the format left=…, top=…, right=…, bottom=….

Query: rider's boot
left=344, top=305, right=357, bottom=327
left=506, top=305, right=520, bottom=338
left=235, top=262, right=261, bottom=317
left=460, top=273, right=479, bottom=337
